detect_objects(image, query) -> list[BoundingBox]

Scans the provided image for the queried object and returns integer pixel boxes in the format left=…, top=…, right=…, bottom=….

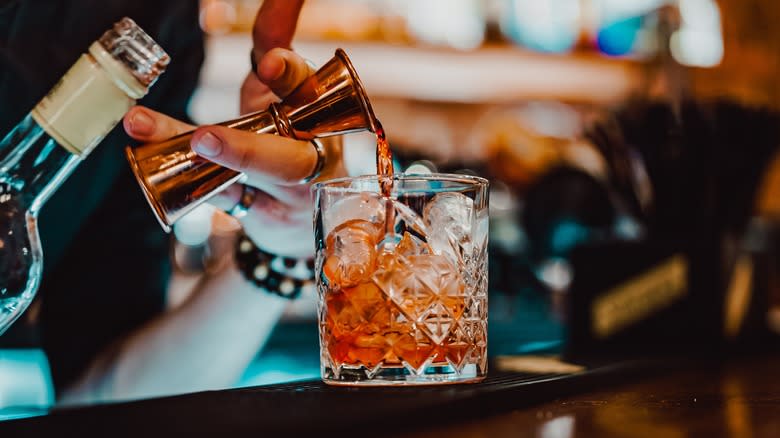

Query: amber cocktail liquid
left=313, top=172, right=489, bottom=385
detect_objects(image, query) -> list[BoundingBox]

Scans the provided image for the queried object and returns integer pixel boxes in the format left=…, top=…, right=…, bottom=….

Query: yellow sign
left=592, top=255, right=688, bottom=339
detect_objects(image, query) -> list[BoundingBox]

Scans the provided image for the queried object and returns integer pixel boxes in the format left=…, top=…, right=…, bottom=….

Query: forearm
left=61, top=260, right=287, bottom=404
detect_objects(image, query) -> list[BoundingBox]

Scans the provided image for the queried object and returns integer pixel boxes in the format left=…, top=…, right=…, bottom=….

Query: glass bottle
left=0, top=18, right=170, bottom=335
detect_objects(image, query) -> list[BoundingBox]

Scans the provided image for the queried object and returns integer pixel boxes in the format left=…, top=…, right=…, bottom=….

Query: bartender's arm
left=61, top=0, right=334, bottom=403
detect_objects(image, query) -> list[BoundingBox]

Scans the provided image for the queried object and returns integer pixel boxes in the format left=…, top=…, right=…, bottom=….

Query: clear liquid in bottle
left=0, top=181, right=39, bottom=330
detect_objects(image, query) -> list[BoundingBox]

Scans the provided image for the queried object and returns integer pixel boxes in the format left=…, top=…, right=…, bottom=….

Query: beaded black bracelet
left=234, top=233, right=315, bottom=299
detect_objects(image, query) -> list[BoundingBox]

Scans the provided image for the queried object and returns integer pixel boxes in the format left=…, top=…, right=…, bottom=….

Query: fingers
left=124, top=106, right=195, bottom=142
left=190, top=125, right=318, bottom=186
left=252, top=0, right=305, bottom=56
left=257, top=48, right=316, bottom=99
left=240, top=73, right=276, bottom=115
left=208, top=184, right=242, bottom=213
left=239, top=49, right=316, bottom=114
left=243, top=1, right=309, bottom=113
left=208, top=181, right=311, bottom=218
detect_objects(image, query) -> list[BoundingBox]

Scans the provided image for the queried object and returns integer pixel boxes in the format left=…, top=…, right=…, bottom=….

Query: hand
left=125, top=0, right=343, bottom=258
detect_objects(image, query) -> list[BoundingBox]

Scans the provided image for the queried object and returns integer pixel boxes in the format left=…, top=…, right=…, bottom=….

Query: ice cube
left=423, top=193, right=475, bottom=263
left=410, top=254, right=465, bottom=300
left=395, top=232, right=431, bottom=258
left=410, top=254, right=466, bottom=344
left=372, top=255, right=434, bottom=320
left=324, top=220, right=382, bottom=288
left=326, top=291, right=363, bottom=337
left=324, top=192, right=385, bottom=237
left=392, top=201, right=428, bottom=238
left=424, top=192, right=475, bottom=239
left=343, top=282, right=391, bottom=330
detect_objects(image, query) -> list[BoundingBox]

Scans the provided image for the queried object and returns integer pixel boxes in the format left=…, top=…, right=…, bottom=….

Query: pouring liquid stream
left=374, top=120, right=396, bottom=245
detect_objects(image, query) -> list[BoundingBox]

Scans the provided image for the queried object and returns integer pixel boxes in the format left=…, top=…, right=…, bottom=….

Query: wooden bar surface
left=409, top=354, right=780, bottom=438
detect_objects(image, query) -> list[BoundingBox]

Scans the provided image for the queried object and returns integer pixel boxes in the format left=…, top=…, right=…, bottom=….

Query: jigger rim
left=125, top=145, right=174, bottom=233
left=334, top=48, right=377, bottom=134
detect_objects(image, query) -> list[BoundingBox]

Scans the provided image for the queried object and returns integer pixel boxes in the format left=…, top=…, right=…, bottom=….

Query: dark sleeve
left=40, top=163, right=173, bottom=393
left=134, top=1, right=206, bottom=124
left=40, top=2, right=205, bottom=394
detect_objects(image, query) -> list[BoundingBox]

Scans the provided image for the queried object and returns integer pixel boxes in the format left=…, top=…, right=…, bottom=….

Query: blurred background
left=4, top=0, right=780, bottom=421
left=148, top=0, right=780, bottom=388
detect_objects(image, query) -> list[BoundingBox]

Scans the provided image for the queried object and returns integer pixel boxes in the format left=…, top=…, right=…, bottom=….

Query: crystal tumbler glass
left=313, top=174, right=489, bottom=385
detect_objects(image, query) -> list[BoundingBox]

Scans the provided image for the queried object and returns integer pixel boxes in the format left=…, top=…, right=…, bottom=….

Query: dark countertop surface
left=2, top=352, right=779, bottom=437
left=410, top=353, right=780, bottom=438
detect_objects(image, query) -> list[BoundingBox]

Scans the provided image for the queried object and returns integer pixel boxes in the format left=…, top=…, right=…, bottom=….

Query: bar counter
left=1, top=352, right=778, bottom=437
left=413, top=353, right=780, bottom=437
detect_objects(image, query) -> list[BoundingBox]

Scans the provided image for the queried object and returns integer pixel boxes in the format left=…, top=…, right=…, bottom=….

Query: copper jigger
left=126, top=48, right=378, bottom=232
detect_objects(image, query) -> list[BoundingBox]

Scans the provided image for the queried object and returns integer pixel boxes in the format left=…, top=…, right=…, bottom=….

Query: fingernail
left=271, top=58, right=286, bottom=80
left=193, top=132, right=222, bottom=157
left=129, top=111, right=154, bottom=136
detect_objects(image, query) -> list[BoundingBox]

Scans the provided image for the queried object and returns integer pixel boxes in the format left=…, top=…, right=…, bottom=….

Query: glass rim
left=312, top=173, right=489, bottom=193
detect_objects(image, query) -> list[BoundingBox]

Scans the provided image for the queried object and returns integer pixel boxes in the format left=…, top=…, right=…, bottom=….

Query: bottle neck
left=0, top=44, right=149, bottom=214
left=31, top=49, right=141, bottom=157
left=0, top=114, right=79, bottom=214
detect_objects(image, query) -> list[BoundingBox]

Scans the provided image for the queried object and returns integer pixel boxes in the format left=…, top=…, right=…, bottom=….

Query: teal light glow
left=501, top=0, right=581, bottom=54
left=597, top=16, right=642, bottom=56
